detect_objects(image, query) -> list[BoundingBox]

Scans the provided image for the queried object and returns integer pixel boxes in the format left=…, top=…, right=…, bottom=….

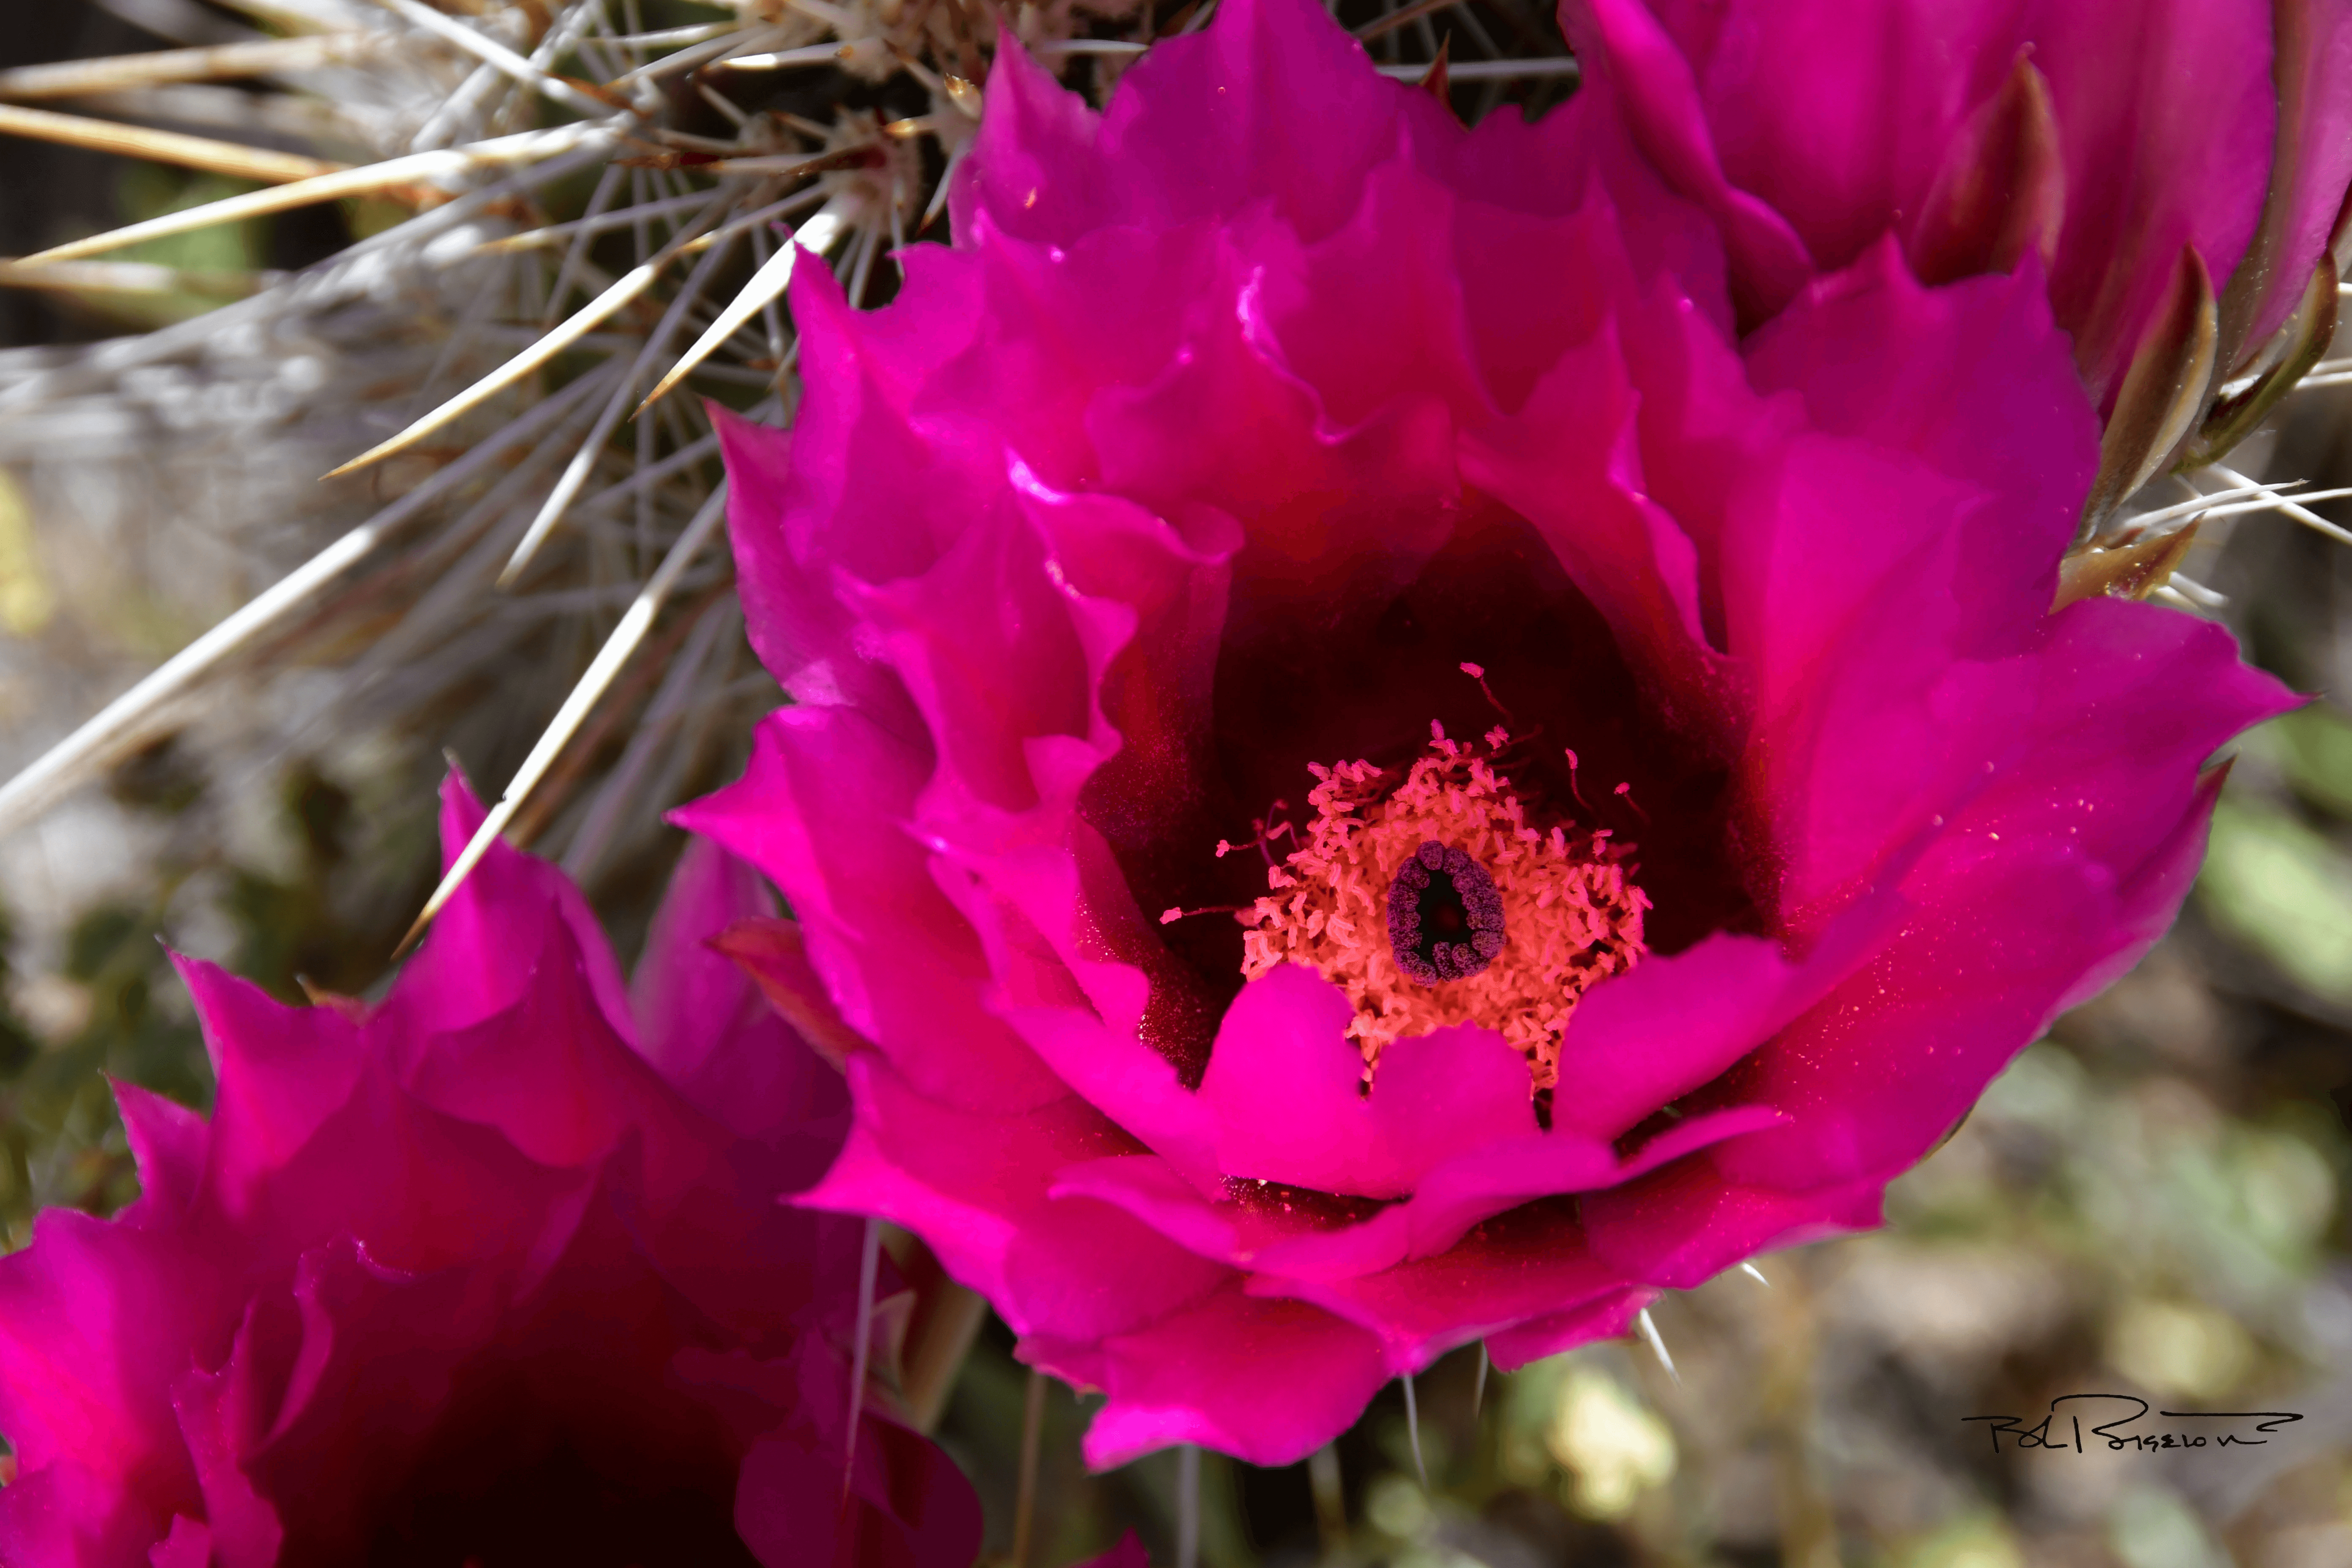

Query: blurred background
left=0, top=4, right=2346, bottom=1567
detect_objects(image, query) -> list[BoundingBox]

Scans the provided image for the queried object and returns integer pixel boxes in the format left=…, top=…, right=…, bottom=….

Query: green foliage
left=0, top=889, right=209, bottom=1248
left=2199, top=797, right=2352, bottom=1003
left=73, top=164, right=268, bottom=329
left=2270, top=702, right=2352, bottom=821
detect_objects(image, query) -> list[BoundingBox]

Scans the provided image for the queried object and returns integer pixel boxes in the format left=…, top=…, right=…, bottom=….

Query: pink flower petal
left=1744, top=245, right=2097, bottom=623
left=800, top=1055, right=1228, bottom=1345
left=1051, top=1288, right=1390, bottom=1468
left=111, top=1079, right=208, bottom=1227
left=1485, top=1289, right=1655, bottom=1372
left=0, top=1456, right=165, bottom=1566
left=404, top=773, right=633, bottom=1041
left=1575, top=0, right=2283, bottom=404
left=630, top=840, right=849, bottom=1194
left=0, top=1209, right=212, bottom=1523
left=2230, top=0, right=2352, bottom=350
left=1559, top=0, right=1818, bottom=325
left=173, top=957, right=361, bottom=1218
left=1070, top=1531, right=1153, bottom=1568
left=1544, top=934, right=1806, bottom=1141
left=1249, top=1200, right=1633, bottom=1371
left=1581, top=1154, right=1886, bottom=1290
left=677, top=704, right=1069, bottom=1116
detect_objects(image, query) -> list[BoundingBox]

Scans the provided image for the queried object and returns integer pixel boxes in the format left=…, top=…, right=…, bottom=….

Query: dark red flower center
left=1238, top=728, right=1646, bottom=1092
left=1081, top=504, right=1766, bottom=1087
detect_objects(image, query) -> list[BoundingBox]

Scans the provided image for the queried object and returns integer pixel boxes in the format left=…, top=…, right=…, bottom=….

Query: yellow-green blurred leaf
left=2198, top=799, right=2352, bottom=1003
left=2274, top=704, right=2352, bottom=821
left=79, top=165, right=266, bottom=326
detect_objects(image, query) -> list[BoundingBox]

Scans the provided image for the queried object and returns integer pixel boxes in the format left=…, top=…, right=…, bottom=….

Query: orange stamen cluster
left=1238, top=727, right=1648, bottom=1092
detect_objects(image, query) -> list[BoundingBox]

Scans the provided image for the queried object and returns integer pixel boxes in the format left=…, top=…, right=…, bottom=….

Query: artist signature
left=1963, top=1395, right=2304, bottom=1455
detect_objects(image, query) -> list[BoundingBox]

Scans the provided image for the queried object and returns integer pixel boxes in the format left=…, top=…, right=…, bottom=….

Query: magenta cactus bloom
left=684, top=0, right=2298, bottom=1468
left=0, top=781, right=980, bottom=1567
left=1562, top=0, right=2352, bottom=405
left=1074, top=1535, right=1149, bottom=1568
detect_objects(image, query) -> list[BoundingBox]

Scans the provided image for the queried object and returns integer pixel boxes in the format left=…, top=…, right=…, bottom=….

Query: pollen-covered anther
left=1239, top=730, right=1649, bottom=1092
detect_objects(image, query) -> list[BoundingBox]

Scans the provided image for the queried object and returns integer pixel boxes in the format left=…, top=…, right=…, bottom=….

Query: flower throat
left=1236, top=722, right=1648, bottom=1092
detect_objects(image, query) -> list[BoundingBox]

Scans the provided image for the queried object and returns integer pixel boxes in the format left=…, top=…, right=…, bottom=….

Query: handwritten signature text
left=1963, top=1396, right=2303, bottom=1455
